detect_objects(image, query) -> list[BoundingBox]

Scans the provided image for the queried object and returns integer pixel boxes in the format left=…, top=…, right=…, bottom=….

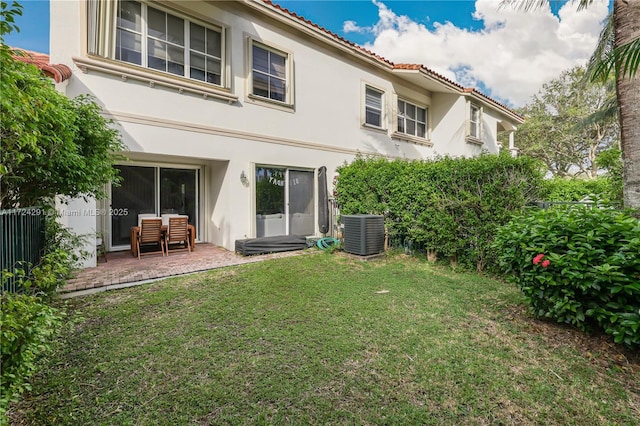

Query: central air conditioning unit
left=341, top=214, right=385, bottom=256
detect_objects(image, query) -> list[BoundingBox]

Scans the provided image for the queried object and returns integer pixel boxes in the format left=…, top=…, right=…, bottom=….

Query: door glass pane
left=256, top=167, right=285, bottom=237
left=289, top=170, right=314, bottom=236
left=111, top=165, right=156, bottom=246
left=160, top=168, right=197, bottom=227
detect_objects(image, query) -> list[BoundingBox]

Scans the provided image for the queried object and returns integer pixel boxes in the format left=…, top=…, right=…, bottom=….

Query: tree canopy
left=0, top=2, right=125, bottom=208
left=516, top=66, right=619, bottom=178
left=503, top=0, right=640, bottom=210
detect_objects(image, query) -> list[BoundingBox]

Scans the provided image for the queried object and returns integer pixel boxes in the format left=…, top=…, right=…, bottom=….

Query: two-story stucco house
left=48, top=0, right=523, bottom=267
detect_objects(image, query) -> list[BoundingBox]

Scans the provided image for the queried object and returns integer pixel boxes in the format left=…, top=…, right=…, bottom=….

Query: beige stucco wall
left=49, top=0, right=520, bottom=260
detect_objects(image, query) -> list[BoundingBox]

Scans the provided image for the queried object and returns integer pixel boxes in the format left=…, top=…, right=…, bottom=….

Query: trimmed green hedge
left=494, top=206, right=640, bottom=349
left=335, top=153, right=542, bottom=270
left=540, top=176, right=620, bottom=203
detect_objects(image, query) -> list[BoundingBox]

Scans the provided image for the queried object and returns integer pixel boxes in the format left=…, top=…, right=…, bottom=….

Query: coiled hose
left=316, top=237, right=340, bottom=250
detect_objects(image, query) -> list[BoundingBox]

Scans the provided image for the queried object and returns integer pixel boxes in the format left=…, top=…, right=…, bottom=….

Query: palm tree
left=505, top=0, right=640, bottom=209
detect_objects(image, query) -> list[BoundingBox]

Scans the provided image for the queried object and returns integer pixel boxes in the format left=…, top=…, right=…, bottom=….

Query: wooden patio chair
left=165, top=216, right=191, bottom=255
left=137, top=218, right=165, bottom=259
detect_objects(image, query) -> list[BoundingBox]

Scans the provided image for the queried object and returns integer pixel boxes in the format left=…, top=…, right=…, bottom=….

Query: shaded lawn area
left=11, top=253, right=640, bottom=425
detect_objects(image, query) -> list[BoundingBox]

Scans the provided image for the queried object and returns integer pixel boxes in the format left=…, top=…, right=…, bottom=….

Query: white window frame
left=467, top=102, right=483, bottom=143
left=363, top=84, right=386, bottom=130
left=397, top=98, right=428, bottom=139
left=248, top=39, right=294, bottom=107
left=111, top=0, right=226, bottom=87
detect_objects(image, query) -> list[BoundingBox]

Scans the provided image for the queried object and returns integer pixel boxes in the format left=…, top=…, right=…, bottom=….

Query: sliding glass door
left=289, top=170, right=314, bottom=235
left=111, top=165, right=199, bottom=247
left=255, top=167, right=314, bottom=238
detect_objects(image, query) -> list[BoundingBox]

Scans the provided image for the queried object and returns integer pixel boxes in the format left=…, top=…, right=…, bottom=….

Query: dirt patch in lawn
left=504, top=304, right=640, bottom=376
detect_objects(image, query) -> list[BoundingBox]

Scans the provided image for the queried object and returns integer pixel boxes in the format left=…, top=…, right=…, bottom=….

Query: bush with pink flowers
left=493, top=205, right=640, bottom=349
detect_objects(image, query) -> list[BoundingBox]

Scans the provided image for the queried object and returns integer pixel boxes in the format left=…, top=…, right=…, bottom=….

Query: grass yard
left=10, top=253, right=640, bottom=425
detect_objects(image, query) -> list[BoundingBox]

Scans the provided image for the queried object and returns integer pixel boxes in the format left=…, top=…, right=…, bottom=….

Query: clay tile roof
left=260, top=0, right=393, bottom=67
left=10, top=48, right=72, bottom=83
left=259, top=0, right=522, bottom=120
left=394, top=63, right=465, bottom=90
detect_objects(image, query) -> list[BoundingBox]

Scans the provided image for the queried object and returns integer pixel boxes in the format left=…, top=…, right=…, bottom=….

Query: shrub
left=539, top=176, right=621, bottom=204
left=494, top=206, right=640, bottom=349
left=0, top=211, right=78, bottom=421
left=335, top=153, right=542, bottom=270
left=0, top=293, right=64, bottom=421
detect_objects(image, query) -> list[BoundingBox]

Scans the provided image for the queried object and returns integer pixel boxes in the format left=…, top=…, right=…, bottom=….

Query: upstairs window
left=251, top=42, right=290, bottom=104
left=469, top=103, right=482, bottom=139
left=397, top=99, right=427, bottom=138
left=110, top=1, right=224, bottom=85
left=365, top=86, right=384, bottom=127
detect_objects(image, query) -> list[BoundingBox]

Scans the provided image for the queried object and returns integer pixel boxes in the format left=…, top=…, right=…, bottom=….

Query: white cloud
left=348, top=0, right=609, bottom=107
left=343, top=20, right=368, bottom=34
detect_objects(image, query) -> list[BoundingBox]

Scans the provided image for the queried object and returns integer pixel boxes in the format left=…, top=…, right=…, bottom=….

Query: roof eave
left=465, top=90, right=524, bottom=124
left=243, top=0, right=393, bottom=71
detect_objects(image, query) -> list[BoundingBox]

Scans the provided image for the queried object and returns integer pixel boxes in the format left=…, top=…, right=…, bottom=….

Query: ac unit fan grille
left=342, top=215, right=384, bottom=256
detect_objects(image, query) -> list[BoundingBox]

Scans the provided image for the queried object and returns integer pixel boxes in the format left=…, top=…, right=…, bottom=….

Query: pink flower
left=533, top=253, right=545, bottom=265
left=541, top=259, right=550, bottom=268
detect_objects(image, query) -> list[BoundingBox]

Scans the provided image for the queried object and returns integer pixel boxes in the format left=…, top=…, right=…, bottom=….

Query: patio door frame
left=108, top=162, right=202, bottom=251
left=253, top=164, right=317, bottom=238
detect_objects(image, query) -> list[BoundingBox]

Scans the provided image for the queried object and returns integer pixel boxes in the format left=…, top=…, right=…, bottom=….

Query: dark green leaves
left=494, top=205, right=640, bottom=349
left=334, top=153, right=542, bottom=271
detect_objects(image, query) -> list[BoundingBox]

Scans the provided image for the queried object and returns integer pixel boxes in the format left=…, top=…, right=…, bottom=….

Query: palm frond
left=592, top=37, right=640, bottom=81
left=575, top=0, right=595, bottom=12
left=499, top=0, right=594, bottom=12
left=586, top=12, right=615, bottom=83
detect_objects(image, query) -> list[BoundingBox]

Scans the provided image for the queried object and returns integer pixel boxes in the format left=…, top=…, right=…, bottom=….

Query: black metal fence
left=1, top=207, right=46, bottom=293
left=527, top=201, right=622, bottom=210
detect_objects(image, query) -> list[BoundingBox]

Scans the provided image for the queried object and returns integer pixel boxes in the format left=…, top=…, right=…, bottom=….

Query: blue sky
left=0, top=0, right=575, bottom=55
left=3, top=0, right=611, bottom=107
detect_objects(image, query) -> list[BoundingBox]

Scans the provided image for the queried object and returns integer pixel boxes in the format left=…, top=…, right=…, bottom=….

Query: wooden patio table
left=130, top=224, right=196, bottom=257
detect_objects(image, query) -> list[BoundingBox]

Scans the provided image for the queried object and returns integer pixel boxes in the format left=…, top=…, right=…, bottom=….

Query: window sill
left=72, top=55, right=238, bottom=104
left=465, top=136, right=484, bottom=146
left=246, top=94, right=294, bottom=112
left=362, top=123, right=388, bottom=134
left=391, top=132, right=433, bottom=147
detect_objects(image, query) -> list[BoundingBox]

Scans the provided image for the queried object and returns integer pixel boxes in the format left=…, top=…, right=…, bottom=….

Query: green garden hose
left=316, top=237, right=340, bottom=250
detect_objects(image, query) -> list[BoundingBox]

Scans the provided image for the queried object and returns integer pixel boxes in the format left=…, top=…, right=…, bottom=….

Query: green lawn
left=11, top=253, right=640, bottom=425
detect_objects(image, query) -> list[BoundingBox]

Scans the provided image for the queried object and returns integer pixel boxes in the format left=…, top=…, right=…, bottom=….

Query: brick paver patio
left=62, top=243, right=307, bottom=296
